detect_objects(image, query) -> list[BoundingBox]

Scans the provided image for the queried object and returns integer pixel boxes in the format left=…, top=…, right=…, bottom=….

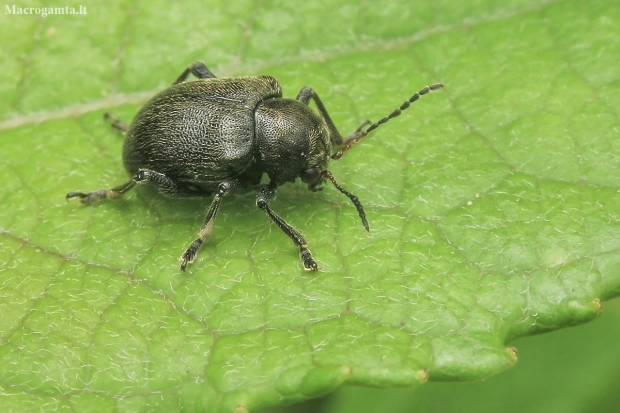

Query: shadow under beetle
left=67, top=62, right=443, bottom=271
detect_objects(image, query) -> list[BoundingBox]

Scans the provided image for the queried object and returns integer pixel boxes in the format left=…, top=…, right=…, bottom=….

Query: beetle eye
left=300, top=167, right=319, bottom=183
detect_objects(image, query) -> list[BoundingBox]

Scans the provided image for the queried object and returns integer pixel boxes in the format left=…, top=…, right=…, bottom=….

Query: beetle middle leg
left=256, top=183, right=318, bottom=271
left=174, top=61, right=217, bottom=84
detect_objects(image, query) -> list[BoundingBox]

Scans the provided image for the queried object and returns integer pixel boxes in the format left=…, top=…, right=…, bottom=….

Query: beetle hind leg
left=134, top=169, right=213, bottom=198
left=104, top=113, right=129, bottom=133
left=66, top=180, right=136, bottom=204
left=256, top=184, right=318, bottom=271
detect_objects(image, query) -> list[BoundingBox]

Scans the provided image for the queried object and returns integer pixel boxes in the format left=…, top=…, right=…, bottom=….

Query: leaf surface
left=0, top=0, right=619, bottom=411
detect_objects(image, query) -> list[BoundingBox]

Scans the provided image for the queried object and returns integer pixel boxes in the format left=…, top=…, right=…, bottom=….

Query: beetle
left=67, top=61, right=443, bottom=271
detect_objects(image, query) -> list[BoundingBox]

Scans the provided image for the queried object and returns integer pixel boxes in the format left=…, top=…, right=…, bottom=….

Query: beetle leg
left=66, top=180, right=136, bottom=204
left=296, top=86, right=345, bottom=146
left=174, top=61, right=217, bottom=84
left=180, top=181, right=233, bottom=271
left=69, top=112, right=130, bottom=203
left=256, top=183, right=318, bottom=271
left=134, top=169, right=211, bottom=198
left=103, top=113, right=129, bottom=133
left=342, top=120, right=371, bottom=146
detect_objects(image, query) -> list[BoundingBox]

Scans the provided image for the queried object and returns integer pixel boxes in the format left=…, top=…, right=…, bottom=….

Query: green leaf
left=316, top=298, right=620, bottom=413
left=1, top=0, right=619, bottom=411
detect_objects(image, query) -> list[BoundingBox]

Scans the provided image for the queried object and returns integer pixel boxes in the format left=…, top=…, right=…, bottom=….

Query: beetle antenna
left=322, top=170, right=369, bottom=231
left=331, top=83, right=443, bottom=160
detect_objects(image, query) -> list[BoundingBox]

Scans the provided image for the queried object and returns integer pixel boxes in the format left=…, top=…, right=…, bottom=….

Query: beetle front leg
left=180, top=181, right=233, bottom=271
left=296, top=86, right=344, bottom=146
left=297, top=86, right=371, bottom=148
left=256, top=183, right=318, bottom=271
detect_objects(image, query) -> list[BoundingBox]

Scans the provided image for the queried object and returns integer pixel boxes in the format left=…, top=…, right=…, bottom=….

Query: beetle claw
left=181, top=239, right=203, bottom=271
left=180, top=254, right=193, bottom=271
left=304, top=260, right=318, bottom=271
left=180, top=251, right=195, bottom=271
left=300, top=247, right=318, bottom=271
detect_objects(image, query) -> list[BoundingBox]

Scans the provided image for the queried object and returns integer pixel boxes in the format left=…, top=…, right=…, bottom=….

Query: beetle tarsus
left=66, top=180, right=136, bottom=205
left=66, top=189, right=108, bottom=204
left=342, top=120, right=371, bottom=146
left=181, top=239, right=203, bottom=271
left=300, top=247, right=318, bottom=271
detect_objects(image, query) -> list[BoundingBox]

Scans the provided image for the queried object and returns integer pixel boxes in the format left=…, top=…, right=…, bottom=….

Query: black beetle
left=67, top=61, right=443, bottom=271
